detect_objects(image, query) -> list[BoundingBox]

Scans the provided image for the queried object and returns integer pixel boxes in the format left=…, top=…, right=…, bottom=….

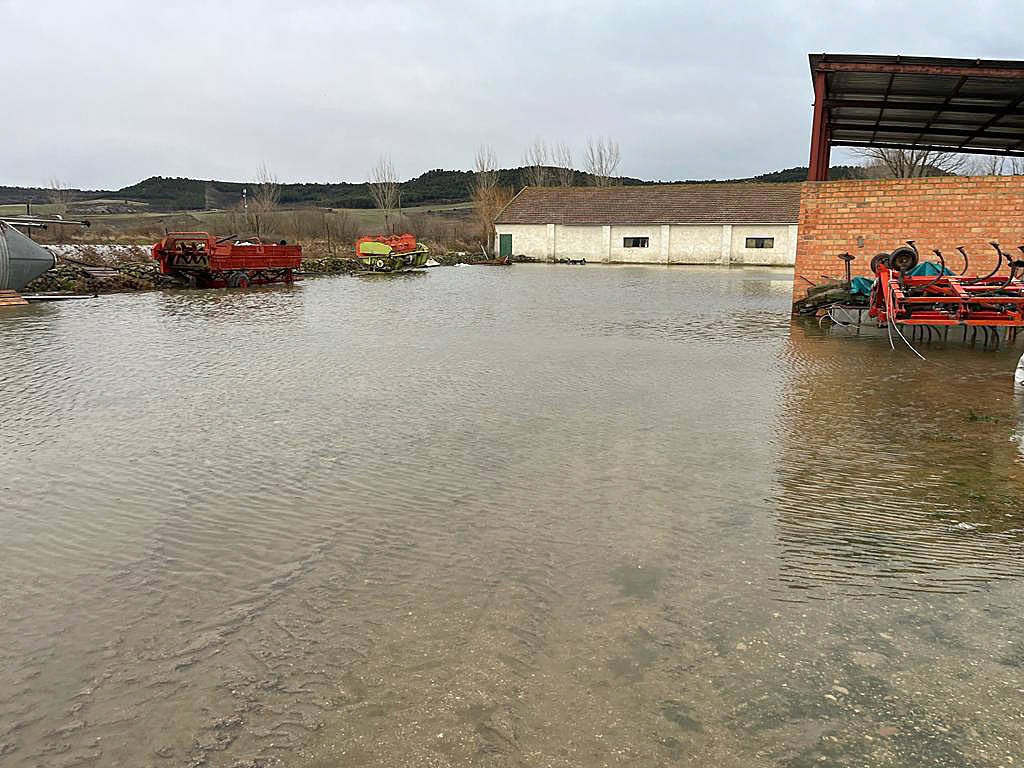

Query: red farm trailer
left=151, top=232, right=302, bottom=288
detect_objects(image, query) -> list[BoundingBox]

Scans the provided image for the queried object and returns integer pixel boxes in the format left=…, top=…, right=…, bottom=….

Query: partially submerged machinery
left=797, top=240, right=1024, bottom=358
left=355, top=234, right=429, bottom=273
left=151, top=232, right=302, bottom=288
left=868, top=242, right=1024, bottom=339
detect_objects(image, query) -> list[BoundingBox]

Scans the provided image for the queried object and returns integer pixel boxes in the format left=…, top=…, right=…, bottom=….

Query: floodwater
left=2, top=264, right=1023, bottom=767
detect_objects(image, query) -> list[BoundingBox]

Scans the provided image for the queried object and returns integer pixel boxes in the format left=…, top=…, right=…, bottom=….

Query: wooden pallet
left=0, top=290, right=29, bottom=307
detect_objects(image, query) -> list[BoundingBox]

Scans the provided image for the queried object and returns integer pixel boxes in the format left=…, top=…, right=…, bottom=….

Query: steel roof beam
left=957, top=93, right=1024, bottom=148
left=870, top=73, right=896, bottom=144
left=915, top=75, right=968, bottom=144
left=825, top=98, right=1024, bottom=116
left=831, top=122, right=1022, bottom=140
left=813, top=60, right=1024, bottom=79
left=832, top=139, right=1024, bottom=158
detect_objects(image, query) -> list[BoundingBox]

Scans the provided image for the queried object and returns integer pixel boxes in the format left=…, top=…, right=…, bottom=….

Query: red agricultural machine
left=151, top=232, right=302, bottom=288
left=798, top=240, right=1024, bottom=361
left=868, top=241, right=1024, bottom=350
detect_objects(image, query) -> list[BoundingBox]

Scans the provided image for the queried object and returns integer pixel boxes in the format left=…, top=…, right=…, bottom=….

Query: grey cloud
left=2, top=0, right=1022, bottom=188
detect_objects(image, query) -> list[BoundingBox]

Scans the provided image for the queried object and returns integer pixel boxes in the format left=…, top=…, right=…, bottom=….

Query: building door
left=499, top=233, right=512, bottom=261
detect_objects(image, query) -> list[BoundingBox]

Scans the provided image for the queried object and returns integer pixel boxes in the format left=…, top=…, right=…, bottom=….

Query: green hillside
left=0, top=165, right=857, bottom=212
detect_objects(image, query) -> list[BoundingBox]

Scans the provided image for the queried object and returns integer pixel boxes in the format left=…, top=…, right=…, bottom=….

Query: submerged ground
left=1, top=265, right=1023, bottom=767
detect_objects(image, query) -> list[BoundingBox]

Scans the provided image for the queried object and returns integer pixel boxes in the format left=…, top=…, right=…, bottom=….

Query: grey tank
left=0, top=222, right=55, bottom=291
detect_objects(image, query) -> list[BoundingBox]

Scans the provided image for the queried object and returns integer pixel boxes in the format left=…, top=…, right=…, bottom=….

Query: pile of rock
left=300, top=256, right=362, bottom=275
left=24, top=260, right=183, bottom=294
left=24, top=263, right=91, bottom=293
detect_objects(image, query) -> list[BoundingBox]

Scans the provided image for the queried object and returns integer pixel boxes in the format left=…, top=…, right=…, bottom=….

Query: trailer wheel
left=227, top=271, right=250, bottom=289
left=374, top=259, right=386, bottom=270
left=889, top=246, right=918, bottom=273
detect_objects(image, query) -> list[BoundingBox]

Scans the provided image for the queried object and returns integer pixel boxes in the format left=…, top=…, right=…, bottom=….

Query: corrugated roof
left=810, top=53, right=1024, bottom=157
left=494, top=183, right=802, bottom=226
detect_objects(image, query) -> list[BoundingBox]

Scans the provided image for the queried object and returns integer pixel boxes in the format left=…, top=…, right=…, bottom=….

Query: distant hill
left=0, top=165, right=859, bottom=212
left=751, top=165, right=865, bottom=182
left=102, top=168, right=647, bottom=210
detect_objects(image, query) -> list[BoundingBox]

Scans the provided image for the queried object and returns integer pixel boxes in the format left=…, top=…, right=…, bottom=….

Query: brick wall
left=794, top=175, right=1024, bottom=299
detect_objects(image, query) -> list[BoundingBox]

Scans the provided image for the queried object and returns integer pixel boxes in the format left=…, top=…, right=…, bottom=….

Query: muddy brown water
left=2, top=264, right=1023, bottom=767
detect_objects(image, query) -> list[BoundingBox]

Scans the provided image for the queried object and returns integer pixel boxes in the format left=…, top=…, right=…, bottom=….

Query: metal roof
left=810, top=53, right=1024, bottom=158
left=494, top=183, right=801, bottom=226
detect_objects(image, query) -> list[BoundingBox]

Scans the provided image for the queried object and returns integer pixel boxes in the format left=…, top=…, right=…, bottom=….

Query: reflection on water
left=2, top=265, right=1023, bottom=767
left=774, top=318, right=1024, bottom=598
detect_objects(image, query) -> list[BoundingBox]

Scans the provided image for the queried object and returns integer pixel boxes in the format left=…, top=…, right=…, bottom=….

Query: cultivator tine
left=969, top=242, right=1005, bottom=283
left=955, top=246, right=969, bottom=275
left=824, top=239, right=1024, bottom=358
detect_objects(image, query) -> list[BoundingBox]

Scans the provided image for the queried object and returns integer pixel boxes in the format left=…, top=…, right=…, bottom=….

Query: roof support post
left=819, top=121, right=832, bottom=181
left=807, top=69, right=828, bottom=181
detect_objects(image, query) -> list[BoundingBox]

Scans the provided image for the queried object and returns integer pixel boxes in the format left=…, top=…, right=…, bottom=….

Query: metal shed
left=807, top=53, right=1024, bottom=180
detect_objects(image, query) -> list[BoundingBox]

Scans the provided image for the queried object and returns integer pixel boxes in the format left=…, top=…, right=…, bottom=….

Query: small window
left=623, top=237, right=649, bottom=248
left=745, top=237, right=774, bottom=249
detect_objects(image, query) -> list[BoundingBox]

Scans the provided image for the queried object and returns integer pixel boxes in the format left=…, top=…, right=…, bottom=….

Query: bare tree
left=470, top=145, right=508, bottom=255
left=855, top=147, right=968, bottom=178
left=46, top=179, right=73, bottom=241
left=969, top=154, right=1024, bottom=176
left=47, top=178, right=72, bottom=214
left=250, top=164, right=280, bottom=237
left=521, top=138, right=549, bottom=187
left=583, top=137, right=621, bottom=186
left=369, top=156, right=401, bottom=233
left=552, top=142, right=575, bottom=186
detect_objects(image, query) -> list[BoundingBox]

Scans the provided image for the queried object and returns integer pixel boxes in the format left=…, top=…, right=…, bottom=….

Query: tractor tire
left=374, top=259, right=386, bottom=270
left=889, top=246, right=918, bottom=273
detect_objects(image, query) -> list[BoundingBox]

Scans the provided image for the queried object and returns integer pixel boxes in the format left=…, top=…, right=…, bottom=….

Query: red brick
left=794, top=176, right=1024, bottom=297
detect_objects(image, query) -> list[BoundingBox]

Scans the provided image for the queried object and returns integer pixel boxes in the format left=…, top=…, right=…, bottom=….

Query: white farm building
left=494, top=183, right=801, bottom=266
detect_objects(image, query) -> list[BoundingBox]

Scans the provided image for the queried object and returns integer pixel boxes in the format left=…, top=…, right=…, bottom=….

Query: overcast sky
left=2, top=0, right=1022, bottom=189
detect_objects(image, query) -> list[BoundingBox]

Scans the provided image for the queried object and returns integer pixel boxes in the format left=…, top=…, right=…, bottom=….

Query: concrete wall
left=553, top=225, right=607, bottom=260
left=729, top=224, right=798, bottom=265
left=794, top=175, right=1024, bottom=299
left=494, top=222, right=797, bottom=265
left=667, top=225, right=723, bottom=264
left=497, top=224, right=549, bottom=260
left=609, top=225, right=664, bottom=263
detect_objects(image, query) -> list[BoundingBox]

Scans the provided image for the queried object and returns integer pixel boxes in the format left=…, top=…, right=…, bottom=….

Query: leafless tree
left=250, top=164, right=281, bottom=236
left=470, top=145, right=509, bottom=255
left=552, top=142, right=575, bottom=186
left=583, top=137, right=621, bottom=186
left=369, top=155, right=401, bottom=233
left=46, top=179, right=73, bottom=241
left=854, top=147, right=969, bottom=178
left=969, top=154, right=1024, bottom=176
left=521, top=138, right=549, bottom=187
left=47, top=178, right=72, bottom=214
